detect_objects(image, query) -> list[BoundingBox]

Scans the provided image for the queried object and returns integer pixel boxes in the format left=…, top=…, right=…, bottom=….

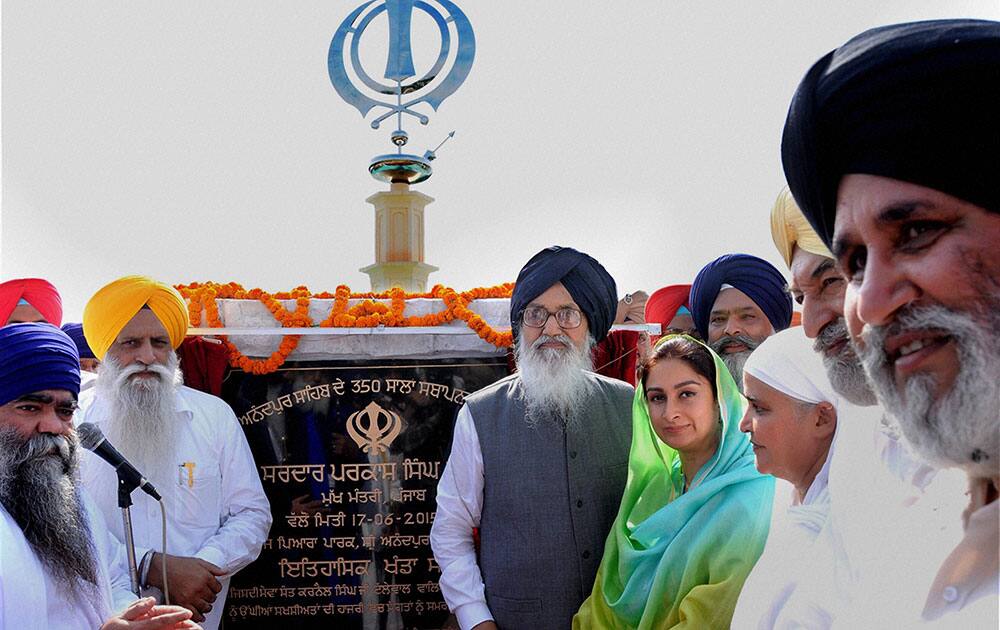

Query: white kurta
left=77, top=384, right=272, bottom=630
left=429, top=405, right=491, bottom=630
left=778, top=403, right=979, bottom=628
left=0, top=492, right=135, bottom=630
left=731, top=446, right=832, bottom=630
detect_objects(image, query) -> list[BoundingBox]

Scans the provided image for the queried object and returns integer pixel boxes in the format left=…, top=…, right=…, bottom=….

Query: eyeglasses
left=522, top=306, right=584, bottom=329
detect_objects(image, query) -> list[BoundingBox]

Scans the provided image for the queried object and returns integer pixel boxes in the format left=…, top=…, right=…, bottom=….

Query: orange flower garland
left=176, top=281, right=515, bottom=375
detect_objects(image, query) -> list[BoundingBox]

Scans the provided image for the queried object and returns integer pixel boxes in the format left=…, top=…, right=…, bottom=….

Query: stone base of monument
left=219, top=298, right=511, bottom=629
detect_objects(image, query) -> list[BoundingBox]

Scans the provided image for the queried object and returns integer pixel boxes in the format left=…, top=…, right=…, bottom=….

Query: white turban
left=743, top=327, right=839, bottom=407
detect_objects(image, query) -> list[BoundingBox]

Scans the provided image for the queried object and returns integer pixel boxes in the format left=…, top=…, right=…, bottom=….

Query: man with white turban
left=76, top=276, right=272, bottom=628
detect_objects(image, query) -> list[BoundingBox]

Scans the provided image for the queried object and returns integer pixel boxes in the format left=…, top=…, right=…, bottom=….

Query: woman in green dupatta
left=574, top=335, right=774, bottom=629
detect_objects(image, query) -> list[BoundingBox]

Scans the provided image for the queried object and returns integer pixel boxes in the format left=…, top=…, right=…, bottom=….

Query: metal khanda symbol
left=328, top=0, right=475, bottom=131
left=347, top=401, right=403, bottom=454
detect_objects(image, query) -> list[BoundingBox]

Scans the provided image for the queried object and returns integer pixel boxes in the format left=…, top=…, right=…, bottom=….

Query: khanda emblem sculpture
left=347, top=401, right=403, bottom=454
left=328, top=0, right=475, bottom=184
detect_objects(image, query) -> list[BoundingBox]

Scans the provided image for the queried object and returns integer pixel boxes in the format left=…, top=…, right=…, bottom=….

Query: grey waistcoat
left=467, top=372, right=633, bottom=630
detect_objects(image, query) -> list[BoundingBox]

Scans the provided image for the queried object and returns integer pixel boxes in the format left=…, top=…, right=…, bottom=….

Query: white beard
left=710, top=334, right=762, bottom=393
left=95, top=353, right=183, bottom=492
left=514, top=332, right=595, bottom=430
left=858, top=303, right=1000, bottom=478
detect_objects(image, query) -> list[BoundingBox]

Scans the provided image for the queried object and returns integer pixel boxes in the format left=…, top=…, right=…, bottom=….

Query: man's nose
left=856, top=251, right=919, bottom=327
left=37, top=409, right=71, bottom=436
left=135, top=341, right=157, bottom=364
left=542, top=313, right=563, bottom=336
left=723, top=319, right=742, bottom=337
left=802, top=296, right=836, bottom=340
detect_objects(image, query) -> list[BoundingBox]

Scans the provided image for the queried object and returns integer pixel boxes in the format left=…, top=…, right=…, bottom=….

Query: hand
left=471, top=622, right=498, bottom=630
left=100, top=596, right=203, bottom=629
left=147, top=553, right=225, bottom=622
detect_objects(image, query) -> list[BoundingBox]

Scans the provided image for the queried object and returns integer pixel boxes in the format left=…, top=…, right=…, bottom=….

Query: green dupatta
left=574, top=336, right=774, bottom=629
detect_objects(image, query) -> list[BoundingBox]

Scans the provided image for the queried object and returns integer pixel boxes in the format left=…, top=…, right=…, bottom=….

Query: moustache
left=531, top=335, right=573, bottom=351
left=116, top=362, right=173, bottom=387
left=17, top=432, right=77, bottom=470
left=859, top=304, right=953, bottom=363
left=712, top=334, right=759, bottom=352
left=813, top=319, right=849, bottom=354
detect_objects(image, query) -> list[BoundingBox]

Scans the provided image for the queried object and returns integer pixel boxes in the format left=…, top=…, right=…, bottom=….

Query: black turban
left=689, top=254, right=792, bottom=340
left=510, top=246, right=618, bottom=343
left=782, top=19, right=1000, bottom=248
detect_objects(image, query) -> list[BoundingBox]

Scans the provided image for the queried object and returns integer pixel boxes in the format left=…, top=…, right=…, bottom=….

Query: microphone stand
left=117, top=472, right=143, bottom=596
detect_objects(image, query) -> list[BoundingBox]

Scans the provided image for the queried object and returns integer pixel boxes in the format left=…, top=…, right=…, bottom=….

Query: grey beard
left=96, top=353, right=183, bottom=491
left=514, top=332, right=595, bottom=430
left=815, top=318, right=877, bottom=406
left=858, top=303, right=1000, bottom=478
left=0, top=427, right=99, bottom=599
left=710, top=334, right=761, bottom=392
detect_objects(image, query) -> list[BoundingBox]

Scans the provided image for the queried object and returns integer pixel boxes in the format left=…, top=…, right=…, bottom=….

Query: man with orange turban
left=76, top=276, right=271, bottom=629
left=0, top=278, right=63, bottom=326
left=645, top=284, right=694, bottom=337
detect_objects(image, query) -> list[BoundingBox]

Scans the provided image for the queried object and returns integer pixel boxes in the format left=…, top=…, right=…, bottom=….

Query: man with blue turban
left=0, top=324, right=199, bottom=629
left=689, top=253, right=793, bottom=389
left=432, top=246, right=633, bottom=630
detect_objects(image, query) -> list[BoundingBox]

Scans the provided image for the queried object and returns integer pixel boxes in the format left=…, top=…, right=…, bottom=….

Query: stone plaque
left=220, top=357, right=509, bottom=628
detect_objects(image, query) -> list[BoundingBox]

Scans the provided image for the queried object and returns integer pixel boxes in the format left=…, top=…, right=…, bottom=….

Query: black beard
left=0, top=427, right=99, bottom=597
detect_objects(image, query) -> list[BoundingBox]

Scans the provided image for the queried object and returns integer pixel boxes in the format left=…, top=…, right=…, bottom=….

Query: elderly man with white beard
left=431, top=246, right=633, bottom=630
left=783, top=19, right=1000, bottom=625
left=0, top=323, right=201, bottom=630
left=76, top=276, right=271, bottom=628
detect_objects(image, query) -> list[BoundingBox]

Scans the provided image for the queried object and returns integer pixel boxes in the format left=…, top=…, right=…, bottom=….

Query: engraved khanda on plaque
left=347, top=401, right=403, bottom=454
left=328, top=0, right=475, bottom=184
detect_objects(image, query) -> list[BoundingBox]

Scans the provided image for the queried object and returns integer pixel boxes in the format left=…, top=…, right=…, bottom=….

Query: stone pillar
left=360, top=182, right=439, bottom=292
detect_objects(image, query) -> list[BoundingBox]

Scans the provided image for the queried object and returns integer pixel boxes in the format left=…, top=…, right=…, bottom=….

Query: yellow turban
left=83, top=275, right=188, bottom=360
left=770, top=187, right=833, bottom=267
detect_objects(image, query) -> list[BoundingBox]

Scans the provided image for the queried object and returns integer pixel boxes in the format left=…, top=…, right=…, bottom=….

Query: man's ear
left=814, top=401, right=837, bottom=438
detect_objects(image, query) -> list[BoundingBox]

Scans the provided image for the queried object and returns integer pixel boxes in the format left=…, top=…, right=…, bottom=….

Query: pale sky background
left=3, top=1, right=999, bottom=321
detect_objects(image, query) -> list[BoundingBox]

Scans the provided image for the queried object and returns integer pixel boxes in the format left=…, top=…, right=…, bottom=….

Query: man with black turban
left=781, top=19, right=999, bottom=625
left=689, top=253, right=793, bottom=389
left=432, top=246, right=633, bottom=630
left=0, top=324, right=200, bottom=629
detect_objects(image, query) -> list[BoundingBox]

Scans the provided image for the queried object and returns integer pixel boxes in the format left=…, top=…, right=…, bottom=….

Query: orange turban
left=83, top=276, right=188, bottom=360
left=644, top=284, right=691, bottom=327
left=770, top=187, right=832, bottom=268
left=0, top=278, right=63, bottom=325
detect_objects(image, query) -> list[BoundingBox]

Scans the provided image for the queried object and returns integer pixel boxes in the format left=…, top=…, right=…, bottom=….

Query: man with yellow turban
left=770, top=188, right=873, bottom=406
left=77, top=276, right=271, bottom=629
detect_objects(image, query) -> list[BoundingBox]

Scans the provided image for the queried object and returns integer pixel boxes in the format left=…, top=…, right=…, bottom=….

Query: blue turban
left=511, top=246, right=618, bottom=343
left=689, top=254, right=792, bottom=339
left=782, top=19, right=1000, bottom=248
left=0, top=323, right=81, bottom=406
left=60, top=323, right=96, bottom=360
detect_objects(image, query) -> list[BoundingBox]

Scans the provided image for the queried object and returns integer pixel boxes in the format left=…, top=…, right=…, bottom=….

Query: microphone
left=77, top=422, right=162, bottom=501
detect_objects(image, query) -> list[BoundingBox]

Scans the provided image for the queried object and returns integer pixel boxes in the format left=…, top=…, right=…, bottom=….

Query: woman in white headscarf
left=732, top=327, right=840, bottom=629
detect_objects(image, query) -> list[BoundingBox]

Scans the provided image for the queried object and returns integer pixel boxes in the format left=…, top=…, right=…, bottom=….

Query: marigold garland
left=176, top=281, right=515, bottom=375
